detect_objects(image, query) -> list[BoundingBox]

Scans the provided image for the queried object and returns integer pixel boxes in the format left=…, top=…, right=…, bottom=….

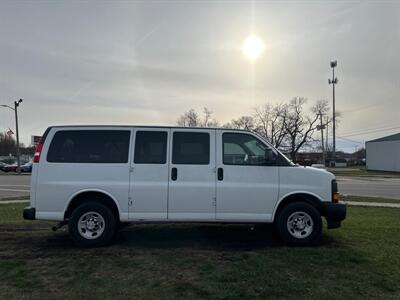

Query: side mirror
left=264, top=149, right=276, bottom=165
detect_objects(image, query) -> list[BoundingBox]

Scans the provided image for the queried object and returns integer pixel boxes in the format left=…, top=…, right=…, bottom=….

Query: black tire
left=68, top=202, right=116, bottom=248
left=276, top=202, right=322, bottom=246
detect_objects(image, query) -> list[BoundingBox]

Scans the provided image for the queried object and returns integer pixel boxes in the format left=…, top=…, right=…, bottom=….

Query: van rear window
left=47, top=130, right=130, bottom=163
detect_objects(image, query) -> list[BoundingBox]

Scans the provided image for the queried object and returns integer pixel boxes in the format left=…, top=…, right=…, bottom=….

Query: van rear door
left=35, top=127, right=131, bottom=220
left=30, top=127, right=52, bottom=209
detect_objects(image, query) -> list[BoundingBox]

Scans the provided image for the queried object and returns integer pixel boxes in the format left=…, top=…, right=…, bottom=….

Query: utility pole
left=1, top=99, right=23, bottom=174
left=328, top=60, right=338, bottom=167
left=325, top=116, right=329, bottom=153
left=317, top=113, right=325, bottom=166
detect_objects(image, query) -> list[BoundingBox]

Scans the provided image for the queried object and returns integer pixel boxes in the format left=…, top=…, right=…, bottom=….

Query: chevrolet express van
left=23, top=126, right=346, bottom=247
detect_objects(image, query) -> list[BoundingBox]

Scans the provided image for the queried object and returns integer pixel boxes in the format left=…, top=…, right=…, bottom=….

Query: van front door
left=215, top=131, right=279, bottom=221
left=168, top=129, right=216, bottom=220
left=129, top=129, right=170, bottom=220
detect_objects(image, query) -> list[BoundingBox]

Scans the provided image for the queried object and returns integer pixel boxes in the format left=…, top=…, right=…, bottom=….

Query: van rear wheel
left=276, top=202, right=322, bottom=246
left=68, top=202, right=116, bottom=247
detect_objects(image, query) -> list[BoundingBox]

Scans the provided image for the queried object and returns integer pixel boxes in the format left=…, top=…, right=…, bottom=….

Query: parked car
left=20, top=162, right=33, bottom=173
left=311, top=164, right=327, bottom=170
left=3, top=163, right=18, bottom=172
left=0, top=162, right=8, bottom=171
left=23, top=126, right=346, bottom=247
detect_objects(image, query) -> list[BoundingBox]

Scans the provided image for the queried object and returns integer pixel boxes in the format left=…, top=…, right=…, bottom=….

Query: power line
left=340, top=99, right=398, bottom=114
left=340, top=124, right=400, bottom=136
left=326, top=122, right=400, bottom=137
left=340, top=126, right=400, bottom=138
left=336, top=136, right=364, bottom=144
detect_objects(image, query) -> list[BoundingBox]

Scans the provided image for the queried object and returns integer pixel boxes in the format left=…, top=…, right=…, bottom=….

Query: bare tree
left=177, top=107, right=218, bottom=127
left=0, top=132, right=17, bottom=156
left=312, top=99, right=328, bottom=114
left=177, top=109, right=200, bottom=127
left=312, top=99, right=342, bottom=128
left=201, top=107, right=219, bottom=127
left=312, top=99, right=343, bottom=160
left=223, top=116, right=255, bottom=131
left=177, top=97, right=333, bottom=163
left=281, top=97, right=320, bottom=162
left=253, top=103, right=287, bottom=148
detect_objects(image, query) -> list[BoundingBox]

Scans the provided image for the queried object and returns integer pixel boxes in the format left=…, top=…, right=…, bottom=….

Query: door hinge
left=129, top=166, right=134, bottom=173
left=212, top=197, right=217, bottom=206
left=128, top=197, right=133, bottom=206
left=212, top=167, right=217, bottom=173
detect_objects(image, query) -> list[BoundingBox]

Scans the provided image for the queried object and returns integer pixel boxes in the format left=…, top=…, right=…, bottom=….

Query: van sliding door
left=168, top=129, right=216, bottom=220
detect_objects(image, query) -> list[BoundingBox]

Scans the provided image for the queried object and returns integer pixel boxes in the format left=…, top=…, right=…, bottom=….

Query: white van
left=23, top=126, right=346, bottom=247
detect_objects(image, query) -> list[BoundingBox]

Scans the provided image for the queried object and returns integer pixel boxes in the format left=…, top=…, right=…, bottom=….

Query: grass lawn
left=329, top=167, right=400, bottom=178
left=344, top=195, right=400, bottom=204
left=1, top=203, right=400, bottom=299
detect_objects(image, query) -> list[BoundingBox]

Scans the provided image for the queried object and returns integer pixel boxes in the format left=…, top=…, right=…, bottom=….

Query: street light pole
left=14, top=99, right=23, bottom=174
left=328, top=61, right=338, bottom=167
left=1, top=99, right=23, bottom=174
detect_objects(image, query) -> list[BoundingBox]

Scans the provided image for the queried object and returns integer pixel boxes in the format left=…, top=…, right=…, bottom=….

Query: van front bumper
left=321, top=202, right=346, bottom=229
left=23, top=207, right=36, bottom=220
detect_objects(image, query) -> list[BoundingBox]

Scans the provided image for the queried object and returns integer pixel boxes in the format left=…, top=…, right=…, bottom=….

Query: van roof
left=50, top=125, right=251, bottom=132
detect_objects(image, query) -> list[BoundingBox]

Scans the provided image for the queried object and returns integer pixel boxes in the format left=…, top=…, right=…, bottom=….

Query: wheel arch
left=64, top=189, right=121, bottom=221
left=272, top=192, right=325, bottom=222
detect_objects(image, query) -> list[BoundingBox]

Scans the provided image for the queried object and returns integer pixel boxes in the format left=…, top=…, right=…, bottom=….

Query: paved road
left=0, top=175, right=30, bottom=199
left=337, top=176, right=400, bottom=200
left=1, top=174, right=399, bottom=200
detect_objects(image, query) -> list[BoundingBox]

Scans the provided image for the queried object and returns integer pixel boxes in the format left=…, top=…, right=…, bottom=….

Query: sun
left=242, top=35, right=265, bottom=61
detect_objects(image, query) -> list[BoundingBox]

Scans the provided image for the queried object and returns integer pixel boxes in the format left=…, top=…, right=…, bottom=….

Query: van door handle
left=171, top=167, right=178, bottom=181
left=217, top=168, right=223, bottom=181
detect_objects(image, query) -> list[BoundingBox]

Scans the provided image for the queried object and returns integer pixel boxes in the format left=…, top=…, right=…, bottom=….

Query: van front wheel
left=68, top=202, right=116, bottom=247
left=276, top=202, right=322, bottom=246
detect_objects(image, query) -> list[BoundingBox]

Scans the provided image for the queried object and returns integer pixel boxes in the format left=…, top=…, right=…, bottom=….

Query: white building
left=366, top=133, right=400, bottom=172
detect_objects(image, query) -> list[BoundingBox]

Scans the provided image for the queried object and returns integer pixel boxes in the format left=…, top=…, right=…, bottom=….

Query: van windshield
left=251, top=132, right=295, bottom=166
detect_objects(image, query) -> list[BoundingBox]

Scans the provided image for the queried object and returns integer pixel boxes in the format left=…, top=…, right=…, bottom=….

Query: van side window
left=47, top=130, right=130, bottom=163
left=172, top=132, right=210, bottom=165
left=223, top=133, right=276, bottom=166
left=134, top=131, right=167, bottom=164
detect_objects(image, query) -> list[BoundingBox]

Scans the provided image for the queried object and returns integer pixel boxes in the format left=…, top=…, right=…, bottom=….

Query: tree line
left=1, top=98, right=337, bottom=163
left=177, top=97, right=336, bottom=162
left=0, top=132, right=34, bottom=158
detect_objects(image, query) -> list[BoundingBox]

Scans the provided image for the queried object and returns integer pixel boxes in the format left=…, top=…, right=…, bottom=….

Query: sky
left=0, top=0, right=399, bottom=152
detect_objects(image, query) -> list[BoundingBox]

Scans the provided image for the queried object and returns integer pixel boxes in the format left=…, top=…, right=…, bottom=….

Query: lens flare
left=242, top=35, right=265, bottom=61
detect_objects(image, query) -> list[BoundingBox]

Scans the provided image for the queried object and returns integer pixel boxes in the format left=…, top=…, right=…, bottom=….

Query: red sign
left=31, top=135, right=42, bottom=146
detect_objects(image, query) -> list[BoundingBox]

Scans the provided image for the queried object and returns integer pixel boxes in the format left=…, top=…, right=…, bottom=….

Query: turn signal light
left=333, top=192, right=342, bottom=203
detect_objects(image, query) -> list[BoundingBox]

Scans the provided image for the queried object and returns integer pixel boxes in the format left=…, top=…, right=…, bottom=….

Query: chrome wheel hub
left=287, top=211, right=314, bottom=239
left=78, top=212, right=105, bottom=240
